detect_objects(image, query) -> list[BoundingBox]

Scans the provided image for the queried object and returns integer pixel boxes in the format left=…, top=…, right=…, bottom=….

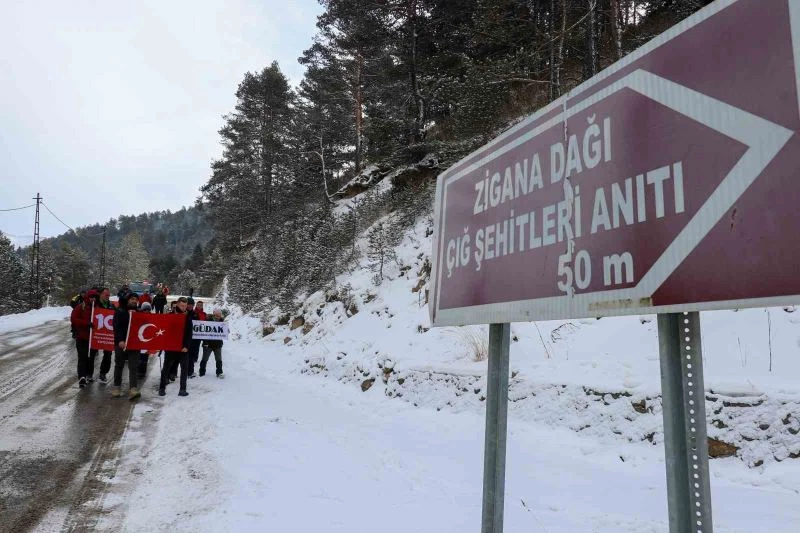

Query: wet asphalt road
left=0, top=319, right=146, bottom=532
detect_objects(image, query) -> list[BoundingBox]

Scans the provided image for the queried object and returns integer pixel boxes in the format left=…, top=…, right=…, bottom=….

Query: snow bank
left=0, top=306, right=71, bottom=335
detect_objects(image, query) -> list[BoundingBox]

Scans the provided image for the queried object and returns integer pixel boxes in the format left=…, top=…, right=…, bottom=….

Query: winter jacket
left=203, top=315, right=225, bottom=349
left=113, top=308, right=132, bottom=346
left=70, top=302, right=92, bottom=341
left=139, top=293, right=152, bottom=305
left=97, top=298, right=114, bottom=310
left=194, top=310, right=207, bottom=321
left=153, top=293, right=167, bottom=309
left=165, top=310, right=194, bottom=353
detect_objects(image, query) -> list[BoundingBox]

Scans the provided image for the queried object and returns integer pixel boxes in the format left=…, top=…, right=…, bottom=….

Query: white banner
left=192, top=320, right=228, bottom=340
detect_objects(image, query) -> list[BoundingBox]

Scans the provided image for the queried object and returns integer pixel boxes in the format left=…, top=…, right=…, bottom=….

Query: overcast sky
left=0, top=0, right=323, bottom=246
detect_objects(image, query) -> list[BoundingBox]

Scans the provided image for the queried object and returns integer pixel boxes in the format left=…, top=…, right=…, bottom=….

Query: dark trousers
left=154, top=304, right=165, bottom=314
left=138, top=352, right=149, bottom=378
left=75, top=339, right=90, bottom=378
left=200, top=344, right=223, bottom=375
left=90, top=349, right=113, bottom=376
left=160, top=351, right=188, bottom=392
left=188, top=340, right=202, bottom=375
left=113, top=349, right=139, bottom=389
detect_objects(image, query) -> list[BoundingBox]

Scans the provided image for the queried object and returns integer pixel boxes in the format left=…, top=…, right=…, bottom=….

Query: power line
left=41, top=201, right=110, bottom=236
left=0, top=204, right=35, bottom=212
left=41, top=201, right=75, bottom=233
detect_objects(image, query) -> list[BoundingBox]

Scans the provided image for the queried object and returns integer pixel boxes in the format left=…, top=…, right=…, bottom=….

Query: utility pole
left=29, top=193, right=41, bottom=309
left=99, top=227, right=107, bottom=286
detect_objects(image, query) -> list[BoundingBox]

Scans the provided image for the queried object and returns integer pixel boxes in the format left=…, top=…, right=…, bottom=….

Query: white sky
left=0, top=0, right=323, bottom=246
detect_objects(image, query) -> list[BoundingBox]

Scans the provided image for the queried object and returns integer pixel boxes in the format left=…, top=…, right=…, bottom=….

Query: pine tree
left=0, top=232, right=28, bottom=315
left=201, top=63, right=296, bottom=253
left=366, top=218, right=401, bottom=284
left=108, top=233, right=151, bottom=290
left=174, top=269, right=199, bottom=296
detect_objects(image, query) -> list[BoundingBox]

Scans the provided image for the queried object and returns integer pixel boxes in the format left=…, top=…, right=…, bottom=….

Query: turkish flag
left=125, top=312, right=186, bottom=351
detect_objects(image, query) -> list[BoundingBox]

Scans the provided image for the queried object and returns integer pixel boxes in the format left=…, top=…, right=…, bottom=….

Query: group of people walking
left=69, top=285, right=226, bottom=401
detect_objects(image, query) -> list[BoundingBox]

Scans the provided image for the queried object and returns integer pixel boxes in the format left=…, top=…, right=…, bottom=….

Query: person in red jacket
left=139, top=290, right=152, bottom=305
left=70, top=291, right=94, bottom=388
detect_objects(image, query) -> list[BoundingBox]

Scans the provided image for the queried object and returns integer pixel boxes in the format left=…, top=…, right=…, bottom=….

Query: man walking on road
left=70, top=291, right=92, bottom=388
left=112, top=292, right=142, bottom=401
left=153, top=289, right=167, bottom=314
left=200, top=309, right=225, bottom=379
left=188, top=300, right=206, bottom=378
left=89, top=287, right=114, bottom=384
left=159, top=296, right=193, bottom=397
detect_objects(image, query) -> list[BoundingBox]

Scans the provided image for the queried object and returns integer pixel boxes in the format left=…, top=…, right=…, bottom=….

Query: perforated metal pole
left=657, top=312, right=713, bottom=533
left=481, top=323, right=510, bottom=533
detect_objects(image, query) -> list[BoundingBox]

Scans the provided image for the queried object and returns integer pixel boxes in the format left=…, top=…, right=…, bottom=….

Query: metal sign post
left=481, top=323, right=510, bottom=533
left=658, top=312, right=713, bottom=533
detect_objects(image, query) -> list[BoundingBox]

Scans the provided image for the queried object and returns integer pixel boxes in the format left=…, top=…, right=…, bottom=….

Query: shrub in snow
left=367, top=219, right=401, bottom=284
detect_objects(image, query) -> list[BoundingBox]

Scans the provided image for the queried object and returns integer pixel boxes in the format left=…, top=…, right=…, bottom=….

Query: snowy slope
left=255, top=216, right=800, bottom=466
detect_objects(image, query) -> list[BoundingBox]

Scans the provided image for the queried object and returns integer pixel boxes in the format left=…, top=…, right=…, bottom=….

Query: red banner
left=125, top=312, right=186, bottom=352
left=89, top=305, right=116, bottom=351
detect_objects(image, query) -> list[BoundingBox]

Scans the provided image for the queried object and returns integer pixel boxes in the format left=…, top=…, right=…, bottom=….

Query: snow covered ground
left=103, top=215, right=799, bottom=532
left=107, top=333, right=799, bottom=532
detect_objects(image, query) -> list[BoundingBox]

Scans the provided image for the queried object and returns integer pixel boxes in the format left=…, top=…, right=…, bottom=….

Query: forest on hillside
left=200, top=0, right=712, bottom=311
left=0, top=207, right=217, bottom=312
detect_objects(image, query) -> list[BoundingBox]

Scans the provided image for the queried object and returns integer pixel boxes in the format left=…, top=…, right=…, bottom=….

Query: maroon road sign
left=430, top=0, right=800, bottom=327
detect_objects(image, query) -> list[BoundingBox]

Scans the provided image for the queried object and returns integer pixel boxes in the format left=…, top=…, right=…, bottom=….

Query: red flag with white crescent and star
left=125, top=312, right=186, bottom=351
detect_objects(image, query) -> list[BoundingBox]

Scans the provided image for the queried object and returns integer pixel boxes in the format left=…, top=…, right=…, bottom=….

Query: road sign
left=430, top=0, right=800, bottom=327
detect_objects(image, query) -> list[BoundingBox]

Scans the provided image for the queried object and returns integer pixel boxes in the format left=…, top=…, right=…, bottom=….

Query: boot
left=111, top=386, right=122, bottom=398
left=178, top=390, right=189, bottom=397
left=129, top=387, right=141, bottom=401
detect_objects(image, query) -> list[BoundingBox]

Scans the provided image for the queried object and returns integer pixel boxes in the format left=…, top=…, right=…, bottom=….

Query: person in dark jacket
left=137, top=301, right=153, bottom=380
left=89, top=287, right=114, bottom=384
left=116, top=284, right=130, bottom=301
left=70, top=292, right=93, bottom=388
left=187, top=300, right=206, bottom=378
left=200, top=309, right=225, bottom=378
left=159, top=296, right=193, bottom=397
left=153, top=289, right=167, bottom=314
left=112, top=291, right=142, bottom=401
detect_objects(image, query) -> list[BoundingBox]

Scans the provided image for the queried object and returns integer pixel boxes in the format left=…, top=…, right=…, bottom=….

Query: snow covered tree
left=107, top=232, right=151, bottom=290
left=174, top=269, right=199, bottom=296
left=39, top=242, right=93, bottom=305
left=366, top=218, right=401, bottom=284
left=0, top=233, right=28, bottom=315
left=201, top=63, right=296, bottom=254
